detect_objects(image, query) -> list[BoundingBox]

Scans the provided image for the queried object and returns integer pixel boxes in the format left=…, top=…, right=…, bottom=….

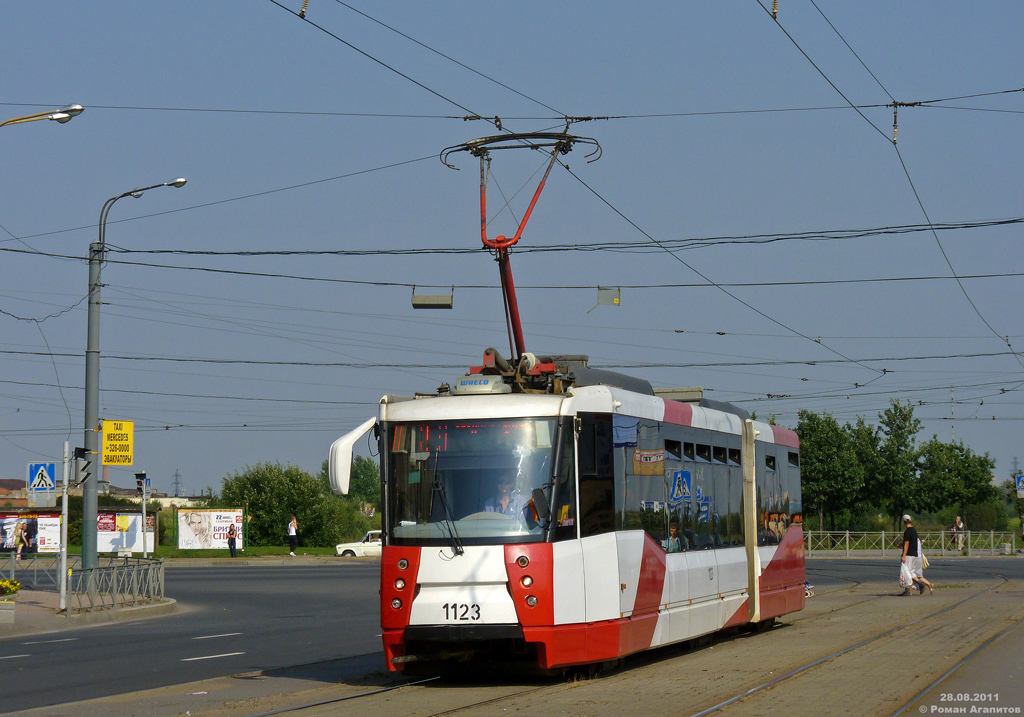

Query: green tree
left=874, top=400, right=921, bottom=527
left=797, top=410, right=863, bottom=530
left=1003, top=477, right=1024, bottom=532
left=917, top=438, right=996, bottom=515
left=847, top=416, right=880, bottom=513
left=221, top=462, right=371, bottom=548
left=320, top=456, right=380, bottom=507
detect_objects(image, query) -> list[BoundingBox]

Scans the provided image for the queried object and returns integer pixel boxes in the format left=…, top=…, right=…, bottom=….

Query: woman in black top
left=901, top=514, right=933, bottom=595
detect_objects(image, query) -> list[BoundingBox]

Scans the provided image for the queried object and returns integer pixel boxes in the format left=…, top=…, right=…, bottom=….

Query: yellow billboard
left=102, top=420, right=134, bottom=466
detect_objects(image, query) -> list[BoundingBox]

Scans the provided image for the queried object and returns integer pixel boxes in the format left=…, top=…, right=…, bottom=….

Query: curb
left=0, top=598, right=177, bottom=639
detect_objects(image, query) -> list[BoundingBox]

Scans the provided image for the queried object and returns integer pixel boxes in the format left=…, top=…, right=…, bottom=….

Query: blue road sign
left=669, top=470, right=692, bottom=507
left=1016, top=474, right=1024, bottom=497
left=27, top=462, right=56, bottom=491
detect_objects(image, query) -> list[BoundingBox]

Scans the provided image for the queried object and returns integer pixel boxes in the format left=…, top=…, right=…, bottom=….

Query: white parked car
left=335, top=530, right=382, bottom=557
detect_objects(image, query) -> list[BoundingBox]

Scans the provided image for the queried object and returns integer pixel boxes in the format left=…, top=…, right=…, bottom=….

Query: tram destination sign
left=102, top=420, right=134, bottom=466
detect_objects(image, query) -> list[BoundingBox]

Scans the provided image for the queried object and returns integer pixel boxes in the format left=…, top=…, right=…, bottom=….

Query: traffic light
left=135, top=472, right=147, bottom=496
left=74, top=447, right=92, bottom=485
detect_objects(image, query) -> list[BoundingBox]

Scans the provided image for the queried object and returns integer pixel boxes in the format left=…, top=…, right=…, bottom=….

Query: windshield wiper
left=430, top=454, right=464, bottom=556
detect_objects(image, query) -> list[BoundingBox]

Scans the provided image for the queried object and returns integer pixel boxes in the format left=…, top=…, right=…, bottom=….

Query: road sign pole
left=142, top=490, right=147, bottom=558
left=60, top=442, right=69, bottom=611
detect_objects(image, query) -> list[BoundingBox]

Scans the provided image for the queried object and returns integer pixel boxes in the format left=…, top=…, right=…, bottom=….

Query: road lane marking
left=22, top=638, right=78, bottom=645
left=0, top=654, right=31, bottom=660
left=181, top=652, right=245, bottom=662
left=192, top=632, right=242, bottom=640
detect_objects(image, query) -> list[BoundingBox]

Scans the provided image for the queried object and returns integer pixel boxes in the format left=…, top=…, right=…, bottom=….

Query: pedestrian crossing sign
left=27, top=462, right=57, bottom=507
left=669, top=470, right=692, bottom=506
left=28, top=462, right=56, bottom=490
left=1016, top=473, right=1024, bottom=499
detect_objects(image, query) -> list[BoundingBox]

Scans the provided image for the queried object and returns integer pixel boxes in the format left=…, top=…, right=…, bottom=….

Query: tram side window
left=619, top=419, right=667, bottom=546
left=758, top=450, right=783, bottom=545
left=696, top=444, right=711, bottom=463
left=665, top=440, right=682, bottom=461
left=551, top=421, right=578, bottom=542
left=577, top=413, right=615, bottom=538
left=683, top=442, right=695, bottom=461
left=720, top=444, right=745, bottom=544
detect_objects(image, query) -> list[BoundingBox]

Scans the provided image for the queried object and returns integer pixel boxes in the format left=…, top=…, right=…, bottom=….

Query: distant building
left=0, top=479, right=27, bottom=508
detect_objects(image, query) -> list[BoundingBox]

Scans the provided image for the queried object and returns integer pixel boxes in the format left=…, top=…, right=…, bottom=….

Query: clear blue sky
left=2, top=2, right=1022, bottom=495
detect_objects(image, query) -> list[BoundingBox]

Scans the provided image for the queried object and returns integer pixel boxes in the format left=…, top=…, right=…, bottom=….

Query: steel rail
left=683, top=573, right=1010, bottom=717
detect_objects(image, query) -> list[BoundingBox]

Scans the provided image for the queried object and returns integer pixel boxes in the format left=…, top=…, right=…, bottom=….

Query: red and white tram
left=329, top=354, right=804, bottom=673
left=329, top=132, right=803, bottom=672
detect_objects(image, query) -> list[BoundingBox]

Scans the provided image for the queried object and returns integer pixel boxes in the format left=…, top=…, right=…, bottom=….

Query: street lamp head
left=60, top=104, right=85, bottom=118
left=49, top=112, right=72, bottom=124
left=168, top=177, right=187, bottom=188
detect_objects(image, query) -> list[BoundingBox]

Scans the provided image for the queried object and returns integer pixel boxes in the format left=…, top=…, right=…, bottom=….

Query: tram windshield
left=386, top=418, right=558, bottom=545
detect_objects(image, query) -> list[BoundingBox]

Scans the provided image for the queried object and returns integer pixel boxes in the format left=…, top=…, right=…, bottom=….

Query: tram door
left=683, top=460, right=721, bottom=634
left=576, top=413, right=622, bottom=624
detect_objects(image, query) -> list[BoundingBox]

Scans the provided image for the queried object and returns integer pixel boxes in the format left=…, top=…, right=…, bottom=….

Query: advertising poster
left=177, top=509, right=244, bottom=551
left=1, top=512, right=61, bottom=554
left=96, top=512, right=156, bottom=554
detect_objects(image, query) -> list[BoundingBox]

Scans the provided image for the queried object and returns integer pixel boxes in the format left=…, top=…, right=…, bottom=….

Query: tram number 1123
left=443, top=603, right=481, bottom=621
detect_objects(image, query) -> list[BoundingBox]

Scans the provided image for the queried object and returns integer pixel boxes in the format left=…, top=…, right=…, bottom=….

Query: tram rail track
left=685, top=568, right=1015, bottom=717
left=235, top=572, right=1013, bottom=717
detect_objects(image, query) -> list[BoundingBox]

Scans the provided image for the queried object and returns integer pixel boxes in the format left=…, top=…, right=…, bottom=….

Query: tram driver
left=484, top=476, right=526, bottom=517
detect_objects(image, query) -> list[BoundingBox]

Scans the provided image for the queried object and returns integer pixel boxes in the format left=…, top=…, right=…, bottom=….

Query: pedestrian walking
left=900, top=514, right=933, bottom=596
left=227, top=523, right=238, bottom=558
left=13, top=521, right=27, bottom=561
left=953, top=515, right=966, bottom=552
left=288, top=516, right=298, bottom=556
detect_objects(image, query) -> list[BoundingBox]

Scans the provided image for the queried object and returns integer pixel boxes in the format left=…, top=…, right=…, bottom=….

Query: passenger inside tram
left=662, top=522, right=683, bottom=553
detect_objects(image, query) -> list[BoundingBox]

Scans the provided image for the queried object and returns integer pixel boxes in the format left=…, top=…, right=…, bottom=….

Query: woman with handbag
left=900, top=515, right=933, bottom=595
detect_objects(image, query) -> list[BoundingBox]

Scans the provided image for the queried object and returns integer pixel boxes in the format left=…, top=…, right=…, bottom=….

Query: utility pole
left=83, top=178, right=186, bottom=570
left=172, top=468, right=183, bottom=498
left=951, top=386, right=955, bottom=442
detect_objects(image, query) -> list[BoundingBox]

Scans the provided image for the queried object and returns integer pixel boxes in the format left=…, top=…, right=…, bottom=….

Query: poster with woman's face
left=177, top=510, right=243, bottom=550
left=178, top=511, right=213, bottom=549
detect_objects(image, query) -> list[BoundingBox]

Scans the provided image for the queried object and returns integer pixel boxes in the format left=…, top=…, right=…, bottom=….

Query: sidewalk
left=0, top=589, right=177, bottom=639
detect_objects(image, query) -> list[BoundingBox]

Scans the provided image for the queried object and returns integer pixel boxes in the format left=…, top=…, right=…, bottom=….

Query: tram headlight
left=398, top=559, right=409, bottom=570
left=395, top=578, right=406, bottom=590
left=516, top=555, right=530, bottom=568
left=392, top=598, right=403, bottom=609
left=521, top=575, right=533, bottom=588
left=525, top=595, right=538, bottom=607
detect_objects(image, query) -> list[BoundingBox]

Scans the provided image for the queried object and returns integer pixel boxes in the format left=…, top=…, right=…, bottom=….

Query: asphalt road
left=3, top=557, right=1022, bottom=714
left=0, top=562, right=381, bottom=713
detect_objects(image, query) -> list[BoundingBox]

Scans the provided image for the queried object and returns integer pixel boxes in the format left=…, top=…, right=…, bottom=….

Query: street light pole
left=82, top=178, right=187, bottom=570
left=0, top=104, right=84, bottom=128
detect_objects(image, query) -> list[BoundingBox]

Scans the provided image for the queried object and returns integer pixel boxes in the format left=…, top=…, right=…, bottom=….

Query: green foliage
left=965, top=499, right=1009, bottom=531
left=220, top=461, right=375, bottom=548
left=874, top=400, right=922, bottom=524
left=1002, top=477, right=1024, bottom=524
left=350, top=456, right=382, bottom=507
left=797, top=400, right=996, bottom=531
left=68, top=518, right=82, bottom=545
left=917, top=438, right=996, bottom=515
left=797, top=410, right=863, bottom=530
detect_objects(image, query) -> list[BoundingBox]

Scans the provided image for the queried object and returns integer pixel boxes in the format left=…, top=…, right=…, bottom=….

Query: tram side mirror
left=530, top=488, right=551, bottom=522
left=329, top=417, right=377, bottom=495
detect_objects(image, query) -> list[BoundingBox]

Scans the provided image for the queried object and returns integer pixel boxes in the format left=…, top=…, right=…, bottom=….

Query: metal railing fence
left=2, top=554, right=164, bottom=613
left=2, top=553, right=80, bottom=589
left=69, top=557, right=164, bottom=613
left=805, top=530, right=1019, bottom=557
